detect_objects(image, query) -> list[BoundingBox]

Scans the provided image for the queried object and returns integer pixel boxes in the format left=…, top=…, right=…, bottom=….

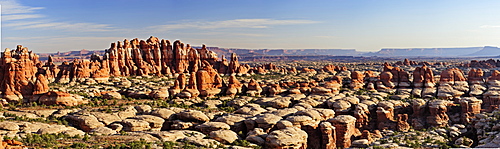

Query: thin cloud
left=2, top=14, right=43, bottom=21
left=16, top=22, right=115, bottom=32
left=3, top=36, right=49, bottom=40
left=1, top=0, right=115, bottom=32
left=0, top=0, right=44, bottom=14
left=2, top=21, right=43, bottom=27
left=148, top=19, right=320, bottom=31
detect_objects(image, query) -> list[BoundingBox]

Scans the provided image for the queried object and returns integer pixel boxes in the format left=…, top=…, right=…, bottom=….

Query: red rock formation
left=468, top=68, right=484, bottom=84
left=329, top=115, right=358, bottom=148
left=483, top=71, right=500, bottom=112
left=376, top=101, right=396, bottom=130
left=33, top=73, right=49, bottom=95
left=319, top=122, right=336, bottom=149
left=360, top=130, right=373, bottom=143
left=228, top=53, right=240, bottom=74
left=226, top=76, right=242, bottom=96
left=437, top=68, right=468, bottom=99
left=339, top=66, right=348, bottom=71
left=1, top=139, right=24, bottom=149
left=379, top=71, right=394, bottom=89
left=461, top=59, right=500, bottom=68
left=403, top=58, right=411, bottom=65
left=353, top=103, right=370, bottom=129
left=459, top=97, right=482, bottom=123
left=412, top=65, right=436, bottom=98
left=254, top=66, right=267, bottom=74
left=101, top=36, right=246, bottom=77
left=288, top=67, right=298, bottom=74
left=246, top=79, right=263, bottom=96
left=411, top=99, right=427, bottom=130
left=37, top=91, right=87, bottom=106
left=269, top=83, right=284, bottom=96
left=396, top=114, right=410, bottom=132
left=263, top=63, right=278, bottom=70
left=0, top=36, right=251, bottom=103
left=0, top=46, right=43, bottom=101
left=42, top=55, right=60, bottom=82
left=183, top=72, right=200, bottom=98
left=324, top=76, right=342, bottom=94
left=488, top=70, right=500, bottom=82
left=323, top=64, right=339, bottom=73
left=440, top=68, right=466, bottom=85
left=301, top=68, right=316, bottom=73
left=169, top=74, right=186, bottom=97
left=350, top=71, right=364, bottom=90
left=379, top=63, right=410, bottom=90
left=413, top=65, right=435, bottom=88
left=197, top=61, right=222, bottom=97
left=427, top=100, right=452, bottom=127
left=394, top=59, right=419, bottom=66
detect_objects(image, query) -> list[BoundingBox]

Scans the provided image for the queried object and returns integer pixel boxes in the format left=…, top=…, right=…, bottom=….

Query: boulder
left=37, top=91, right=87, bottom=106
left=178, top=110, right=210, bottom=122
left=66, top=114, right=105, bottom=132
left=195, top=122, right=231, bottom=134
left=209, top=129, right=239, bottom=144
left=265, top=127, right=308, bottom=149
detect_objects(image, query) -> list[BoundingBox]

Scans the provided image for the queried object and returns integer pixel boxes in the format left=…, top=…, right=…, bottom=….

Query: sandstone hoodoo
left=0, top=36, right=257, bottom=102
left=0, top=45, right=42, bottom=102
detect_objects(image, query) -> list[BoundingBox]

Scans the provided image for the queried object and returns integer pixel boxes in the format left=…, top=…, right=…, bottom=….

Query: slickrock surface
left=4, top=37, right=500, bottom=148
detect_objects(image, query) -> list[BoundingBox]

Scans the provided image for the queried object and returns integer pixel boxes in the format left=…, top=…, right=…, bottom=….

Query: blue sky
left=2, top=0, right=500, bottom=53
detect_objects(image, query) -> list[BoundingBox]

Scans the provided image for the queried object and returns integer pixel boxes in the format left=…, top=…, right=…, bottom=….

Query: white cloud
left=2, top=21, right=43, bottom=27
left=3, top=36, right=48, bottom=40
left=148, top=19, right=320, bottom=31
left=0, top=0, right=115, bottom=32
left=0, top=0, right=44, bottom=14
left=16, top=22, right=115, bottom=32
left=2, top=14, right=43, bottom=21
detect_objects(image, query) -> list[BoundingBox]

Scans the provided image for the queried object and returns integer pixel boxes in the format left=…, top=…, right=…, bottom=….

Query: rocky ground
left=0, top=61, right=496, bottom=149
left=1, top=37, right=500, bottom=148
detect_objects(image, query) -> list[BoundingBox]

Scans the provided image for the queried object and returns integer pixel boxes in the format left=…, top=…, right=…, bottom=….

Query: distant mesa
left=38, top=46, right=500, bottom=61
left=363, top=46, right=500, bottom=57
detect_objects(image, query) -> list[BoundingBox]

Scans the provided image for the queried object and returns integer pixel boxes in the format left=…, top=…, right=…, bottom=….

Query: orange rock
left=184, top=72, right=200, bottom=98
left=468, top=68, right=484, bottom=84
left=0, top=37, right=252, bottom=103
left=329, top=115, right=358, bottom=148
left=440, top=68, right=466, bottom=85
left=0, top=46, right=40, bottom=101
left=37, top=91, right=87, bottom=106
left=323, top=64, right=339, bottom=73
left=413, top=65, right=435, bottom=88
left=33, top=73, right=49, bottom=95
left=264, top=63, right=278, bottom=70
left=427, top=100, right=453, bottom=127
left=226, top=76, right=242, bottom=96
left=301, top=68, right=316, bottom=73
left=350, top=71, right=364, bottom=90
left=459, top=97, right=482, bottom=123
left=488, top=70, right=500, bottom=82
left=269, top=83, right=283, bottom=96
left=228, top=53, right=240, bottom=74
